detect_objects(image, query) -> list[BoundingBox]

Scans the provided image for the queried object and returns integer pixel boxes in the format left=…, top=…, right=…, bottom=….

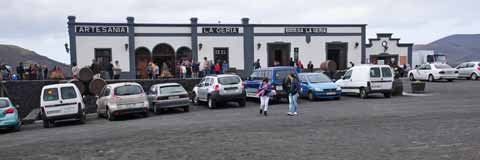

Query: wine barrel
left=78, top=67, right=94, bottom=82
left=89, top=78, right=107, bottom=96
left=68, top=79, right=86, bottom=94
left=320, top=60, right=337, bottom=73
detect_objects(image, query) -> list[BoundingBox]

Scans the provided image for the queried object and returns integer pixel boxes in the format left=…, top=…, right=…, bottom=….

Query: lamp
left=199, top=43, right=203, bottom=50
left=354, top=42, right=359, bottom=48
left=64, top=43, right=69, bottom=53
left=124, top=43, right=129, bottom=51
left=257, top=43, right=261, bottom=50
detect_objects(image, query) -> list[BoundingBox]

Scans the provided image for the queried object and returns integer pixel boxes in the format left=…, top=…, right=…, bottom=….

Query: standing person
left=43, top=65, right=49, bottom=80
left=209, top=60, right=215, bottom=75
left=294, top=63, right=301, bottom=73
left=257, top=78, right=272, bottom=116
left=289, top=57, right=295, bottom=66
left=201, top=57, right=209, bottom=77
left=113, top=60, right=121, bottom=79
left=192, top=61, right=199, bottom=78
left=106, top=60, right=114, bottom=80
left=71, top=63, right=80, bottom=79
left=253, top=59, right=261, bottom=69
left=307, top=61, right=314, bottom=72
left=146, top=62, right=153, bottom=79
left=16, top=62, right=24, bottom=80
left=90, top=59, right=101, bottom=78
left=214, top=61, right=221, bottom=75
left=30, top=64, right=37, bottom=80
left=222, top=60, right=229, bottom=74
left=180, top=63, right=187, bottom=78
left=186, top=60, right=192, bottom=78
left=283, top=72, right=300, bottom=116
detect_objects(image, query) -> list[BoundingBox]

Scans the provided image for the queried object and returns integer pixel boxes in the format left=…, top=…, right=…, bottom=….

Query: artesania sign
left=285, top=27, right=328, bottom=33
left=75, top=26, right=128, bottom=33
left=202, top=27, right=239, bottom=34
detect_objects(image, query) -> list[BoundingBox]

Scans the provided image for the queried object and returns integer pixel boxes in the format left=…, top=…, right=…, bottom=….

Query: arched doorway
left=152, top=43, right=175, bottom=78
left=176, top=46, right=192, bottom=63
left=135, top=47, right=151, bottom=79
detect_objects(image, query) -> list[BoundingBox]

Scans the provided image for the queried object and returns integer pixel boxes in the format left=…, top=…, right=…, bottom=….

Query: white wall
left=254, top=36, right=363, bottom=68
left=135, top=27, right=190, bottom=33
left=135, top=37, right=191, bottom=52
left=197, top=36, right=244, bottom=69
left=75, top=36, right=130, bottom=72
left=366, top=37, right=409, bottom=63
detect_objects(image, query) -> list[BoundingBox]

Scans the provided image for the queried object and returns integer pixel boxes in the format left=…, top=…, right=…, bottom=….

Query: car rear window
left=0, top=99, right=10, bottom=108
left=114, top=85, right=143, bottom=96
left=61, top=87, right=77, bottom=99
left=160, top=85, right=186, bottom=94
left=381, top=67, right=393, bottom=78
left=434, top=64, right=452, bottom=69
left=218, top=76, right=241, bottom=85
left=43, top=88, right=59, bottom=101
left=370, top=68, right=381, bottom=78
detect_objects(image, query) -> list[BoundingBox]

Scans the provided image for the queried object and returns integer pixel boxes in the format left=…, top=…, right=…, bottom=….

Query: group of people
left=146, top=61, right=172, bottom=79
left=256, top=72, right=300, bottom=116
left=200, top=57, right=229, bottom=77
left=0, top=62, right=66, bottom=81
left=82, top=59, right=122, bottom=80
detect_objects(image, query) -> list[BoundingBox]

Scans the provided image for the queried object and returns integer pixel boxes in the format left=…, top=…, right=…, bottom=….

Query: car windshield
left=43, top=88, right=59, bottom=101
left=160, top=85, right=186, bottom=94
left=0, top=99, right=10, bottom=108
left=434, top=64, right=452, bottom=69
left=61, top=87, right=77, bottom=99
left=218, top=76, right=241, bottom=85
left=275, top=70, right=294, bottom=81
left=114, top=85, right=143, bottom=96
left=306, top=74, right=331, bottom=83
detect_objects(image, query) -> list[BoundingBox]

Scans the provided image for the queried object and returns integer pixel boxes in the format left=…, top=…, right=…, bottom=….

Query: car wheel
left=359, top=88, right=368, bottom=99
left=384, top=92, right=392, bottom=98
left=107, top=109, right=115, bottom=121
left=208, top=96, right=216, bottom=109
left=308, top=91, right=315, bottom=101
left=192, top=93, right=200, bottom=105
left=471, top=73, right=478, bottom=80
left=238, top=99, right=246, bottom=107
left=42, top=112, right=52, bottom=128
left=184, top=106, right=190, bottom=112
left=448, top=79, right=454, bottom=82
left=409, top=74, right=415, bottom=81
left=428, top=75, right=434, bottom=82
left=142, top=111, right=149, bottom=118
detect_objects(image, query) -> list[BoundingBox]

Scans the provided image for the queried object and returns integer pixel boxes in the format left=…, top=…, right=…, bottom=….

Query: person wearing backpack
left=257, top=78, right=272, bottom=116
left=283, top=72, right=300, bottom=116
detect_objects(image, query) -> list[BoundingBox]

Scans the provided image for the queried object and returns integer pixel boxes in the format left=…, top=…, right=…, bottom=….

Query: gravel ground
left=1, top=79, right=480, bottom=160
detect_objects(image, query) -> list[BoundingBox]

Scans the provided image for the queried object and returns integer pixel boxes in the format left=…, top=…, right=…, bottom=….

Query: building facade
left=366, top=33, right=413, bottom=66
left=68, top=16, right=367, bottom=78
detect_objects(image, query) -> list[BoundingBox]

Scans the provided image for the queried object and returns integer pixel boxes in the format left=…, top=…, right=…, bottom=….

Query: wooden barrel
left=68, top=79, right=85, bottom=94
left=320, top=60, right=337, bottom=73
left=78, top=67, right=94, bottom=82
left=89, top=78, right=107, bottom=96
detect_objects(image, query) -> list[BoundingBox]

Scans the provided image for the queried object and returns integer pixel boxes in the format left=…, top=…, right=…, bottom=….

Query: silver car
left=456, top=61, right=480, bottom=80
left=147, top=83, right=190, bottom=114
left=192, top=74, right=246, bottom=109
left=96, top=82, right=149, bottom=121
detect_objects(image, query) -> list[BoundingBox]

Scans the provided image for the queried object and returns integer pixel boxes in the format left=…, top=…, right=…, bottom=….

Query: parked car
left=96, top=82, right=149, bottom=121
left=408, top=63, right=458, bottom=82
left=244, top=66, right=297, bottom=102
left=192, top=74, right=246, bottom=108
left=0, top=97, right=21, bottom=131
left=298, top=73, right=341, bottom=100
left=40, top=83, right=86, bottom=128
left=456, top=62, right=480, bottom=80
left=147, top=83, right=190, bottom=114
left=335, top=65, right=394, bottom=99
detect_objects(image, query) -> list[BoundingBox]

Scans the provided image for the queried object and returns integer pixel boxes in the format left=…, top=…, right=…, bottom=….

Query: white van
left=40, top=83, right=86, bottom=128
left=335, top=65, right=394, bottom=99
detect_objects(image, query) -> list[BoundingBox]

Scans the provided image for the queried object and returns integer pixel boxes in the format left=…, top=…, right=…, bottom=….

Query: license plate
left=276, top=86, right=283, bottom=91
left=169, top=96, right=179, bottom=100
left=47, top=110, right=61, bottom=114
left=247, top=93, right=257, bottom=97
left=326, top=92, right=336, bottom=95
left=372, top=85, right=381, bottom=89
left=63, top=107, right=75, bottom=113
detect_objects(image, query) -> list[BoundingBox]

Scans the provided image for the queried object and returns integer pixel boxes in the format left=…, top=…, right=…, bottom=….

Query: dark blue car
left=244, top=67, right=297, bottom=102
left=298, top=73, right=342, bottom=100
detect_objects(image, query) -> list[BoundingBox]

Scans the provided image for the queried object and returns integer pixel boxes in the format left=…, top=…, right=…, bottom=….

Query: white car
left=40, top=83, right=86, bottom=128
left=408, top=63, right=458, bottom=82
left=335, top=65, right=394, bottom=99
left=96, top=82, right=149, bottom=121
left=192, top=74, right=246, bottom=108
left=456, top=62, right=480, bottom=80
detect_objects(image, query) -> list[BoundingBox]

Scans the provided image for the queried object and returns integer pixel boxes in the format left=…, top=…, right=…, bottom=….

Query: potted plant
left=411, top=80, right=426, bottom=93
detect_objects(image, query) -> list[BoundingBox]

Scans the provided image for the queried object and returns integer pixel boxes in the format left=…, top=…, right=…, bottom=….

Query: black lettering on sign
left=285, top=27, right=327, bottom=34
left=202, top=27, right=239, bottom=34
left=75, top=26, right=128, bottom=33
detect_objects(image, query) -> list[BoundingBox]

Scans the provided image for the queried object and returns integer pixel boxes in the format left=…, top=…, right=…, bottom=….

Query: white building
left=67, top=16, right=368, bottom=78
left=366, top=33, right=413, bottom=67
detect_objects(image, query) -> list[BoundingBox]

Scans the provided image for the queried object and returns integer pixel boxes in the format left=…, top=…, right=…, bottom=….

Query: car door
left=299, top=75, right=309, bottom=96
left=465, top=63, right=475, bottom=76
left=369, top=67, right=383, bottom=90
left=337, top=70, right=353, bottom=93
left=198, top=78, right=210, bottom=101
left=380, top=67, right=394, bottom=90
left=59, top=86, right=81, bottom=115
left=456, top=63, right=466, bottom=77
left=422, top=64, right=433, bottom=80
left=99, top=87, right=111, bottom=114
left=413, top=65, right=424, bottom=80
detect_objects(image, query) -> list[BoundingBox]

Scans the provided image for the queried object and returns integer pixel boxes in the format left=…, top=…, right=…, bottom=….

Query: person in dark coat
left=283, top=72, right=300, bottom=116
left=16, top=62, right=24, bottom=80
left=307, top=61, right=314, bottom=72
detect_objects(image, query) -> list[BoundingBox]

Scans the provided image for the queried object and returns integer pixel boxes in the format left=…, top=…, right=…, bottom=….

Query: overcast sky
left=0, top=0, right=479, bottom=64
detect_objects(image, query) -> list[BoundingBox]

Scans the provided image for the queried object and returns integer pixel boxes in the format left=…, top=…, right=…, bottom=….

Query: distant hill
left=414, top=34, right=480, bottom=66
left=0, top=44, right=71, bottom=76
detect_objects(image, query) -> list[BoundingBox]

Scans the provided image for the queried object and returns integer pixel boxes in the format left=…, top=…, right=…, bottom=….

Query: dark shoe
left=260, top=109, right=263, bottom=114
left=264, top=111, right=267, bottom=116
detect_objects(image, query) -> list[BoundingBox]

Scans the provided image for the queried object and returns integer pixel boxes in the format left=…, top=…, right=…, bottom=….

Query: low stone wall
left=1, top=78, right=201, bottom=119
